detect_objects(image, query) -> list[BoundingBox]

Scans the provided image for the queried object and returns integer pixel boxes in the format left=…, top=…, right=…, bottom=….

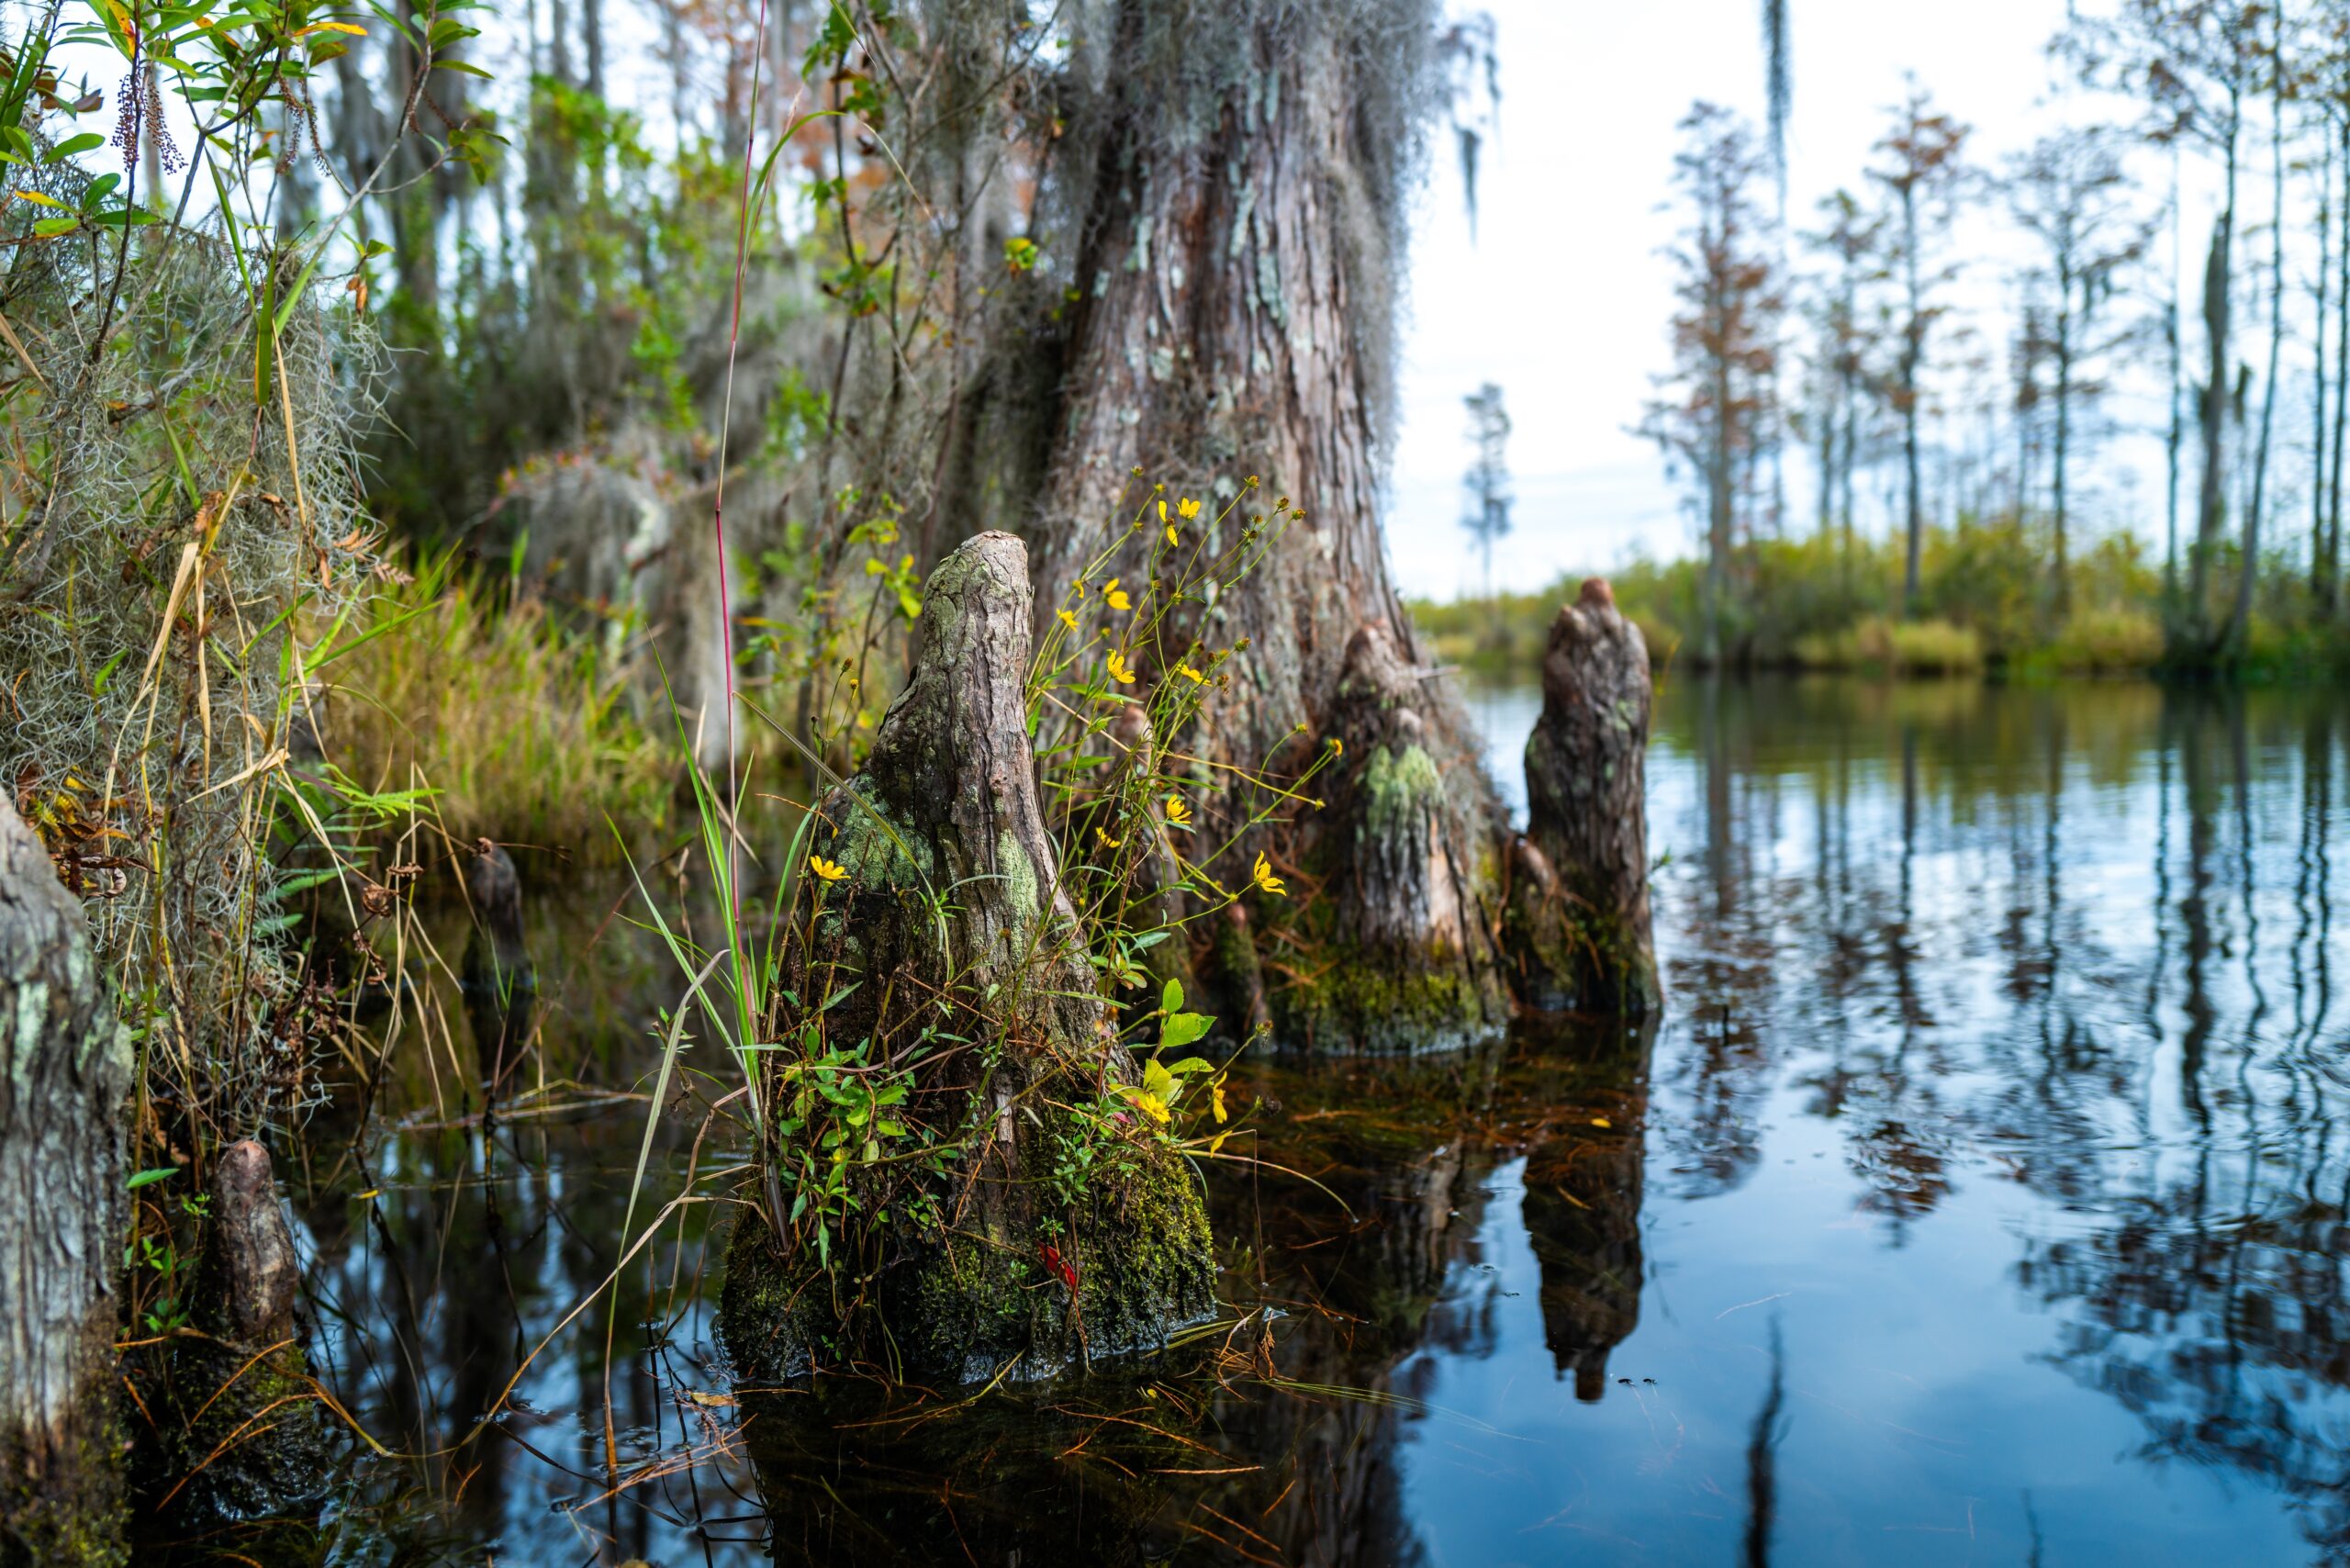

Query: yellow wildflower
left=1166, top=523, right=1181, bottom=546
left=1251, top=852, right=1287, bottom=897
left=1096, top=825, right=1124, bottom=849
left=1157, top=498, right=1169, bottom=523
left=1177, top=665, right=1205, bottom=684
left=1104, top=577, right=1132, bottom=611
left=1120, top=1058, right=1177, bottom=1125
left=808, top=855, right=847, bottom=883
left=1178, top=496, right=1202, bottom=520
left=1328, top=736, right=1344, bottom=756
left=1107, top=650, right=1136, bottom=684
left=1058, top=608, right=1080, bottom=632
left=1164, top=794, right=1192, bottom=828
left=1210, top=1076, right=1227, bottom=1124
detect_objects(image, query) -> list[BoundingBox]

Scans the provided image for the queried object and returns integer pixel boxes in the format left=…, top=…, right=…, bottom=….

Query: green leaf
left=1158, top=1013, right=1214, bottom=1052
left=1165, top=1057, right=1215, bottom=1076
left=30, top=216, right=77, bottom=235
left=1160, top=978, right=1184, bottom=1015
left=127, top=1167, right=180, bottom=1190
left=42, top=132, right=101, bottom=162
left=12, top=187, right=65, bottom=209
left=91, top=647, right=129, bottom=695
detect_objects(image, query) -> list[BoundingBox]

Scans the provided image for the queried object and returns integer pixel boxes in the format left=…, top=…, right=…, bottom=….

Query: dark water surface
left=297, top=677, right=2350, bottom=1566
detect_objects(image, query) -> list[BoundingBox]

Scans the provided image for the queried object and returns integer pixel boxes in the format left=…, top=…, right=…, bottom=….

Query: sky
left=1382, top=0, right=2116, bottom=601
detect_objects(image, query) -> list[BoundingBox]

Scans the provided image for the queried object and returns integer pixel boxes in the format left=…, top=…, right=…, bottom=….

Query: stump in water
left=720, top=532, right=1214, bottom=1383
left=137, top=1139, right=330, bottom=1532
left=460, top=842, right=535, bottom=1093
left=1510, top=579, right=1662, bottom=1014
left=0, top=797, right=131, bottom=1563
left=1300, top=622, right=1511, bottom=1053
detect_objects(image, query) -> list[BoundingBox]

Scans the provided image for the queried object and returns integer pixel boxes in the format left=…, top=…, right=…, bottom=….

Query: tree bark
left=1510, top=580, right=1662, bottom=1014
left=721, top=533, right=1214, bottom=1383
left=989, top=0, right=1510, bottom=1052
left=0, top=797, right=130, bottom=1564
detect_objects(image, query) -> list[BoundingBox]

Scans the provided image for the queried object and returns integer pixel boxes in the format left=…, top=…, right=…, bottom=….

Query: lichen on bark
left=0, top=797, right=131, bottom=1565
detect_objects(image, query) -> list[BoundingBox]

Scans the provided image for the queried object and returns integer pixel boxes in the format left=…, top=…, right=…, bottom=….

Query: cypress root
left=720, top=533, right=1214, bottom=1383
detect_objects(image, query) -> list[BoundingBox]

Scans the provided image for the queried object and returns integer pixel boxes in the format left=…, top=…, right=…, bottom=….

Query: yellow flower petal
left=809, top=855, right=847, bottom=883
left=1251, top=851, right=1287, bottom=897
left=1164, top=795, right=1192, bottom=827
left=1058, top=608, right=1079, bottom=632
left=1178, top=497, right=1202, bottom=520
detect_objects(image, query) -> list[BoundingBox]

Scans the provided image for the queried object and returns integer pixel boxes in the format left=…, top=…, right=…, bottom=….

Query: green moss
left=1273, top=943, right=1505, bottom=1056
left=826, top=778, right=934, bottom=888
left=995, top=829, right=1040, bottom=924
left=1357, top=743, right=1443, bottom=846
left=0, top=1411, right=127, bottom=1568
left=720, top=1096, right=1214, bottom=1384
left=130, top=1338, right=332, bottom=1541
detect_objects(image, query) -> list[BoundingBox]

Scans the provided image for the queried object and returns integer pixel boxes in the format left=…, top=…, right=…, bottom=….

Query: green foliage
left=1412, top=517, right=2346, bottom=680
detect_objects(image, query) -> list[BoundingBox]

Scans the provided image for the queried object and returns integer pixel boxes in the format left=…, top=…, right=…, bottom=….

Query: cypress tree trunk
left=994, top=0, right=1511, bottom=1051
left=721, top=533, right=1214, bottom=1383
left=0, top=797, right=130, bottom=1564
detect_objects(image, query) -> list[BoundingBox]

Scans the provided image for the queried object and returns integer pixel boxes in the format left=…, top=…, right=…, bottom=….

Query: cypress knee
left=460, top=841, right=535, bottom=1093
left=720, top=532, right=1214, bottom=1383
left=0, top=797, right=131, bottom=1564
left=154, top=1139, right=330, bottom=1527
left=1512, top=579, right=1662, bottom=1014
left=1303, top=622, right=1510, bottom=1054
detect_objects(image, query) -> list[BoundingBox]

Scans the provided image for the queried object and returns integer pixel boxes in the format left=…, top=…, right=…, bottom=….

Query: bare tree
left=1868, top=84, right=1970, bottom=614
left=2007, top=127, right=2154, bottom=615
left=2060, top=0, right=2267, bottom=660
left=1801, top=188, right=1881, bottom=566
left=1641, top=102, right=1784, bottom=665
left=1460, top=382, right=1514, bottom=640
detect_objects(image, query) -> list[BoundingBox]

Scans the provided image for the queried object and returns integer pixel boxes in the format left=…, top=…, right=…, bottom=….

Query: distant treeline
left=1410, top=520, right=2350, bottom=680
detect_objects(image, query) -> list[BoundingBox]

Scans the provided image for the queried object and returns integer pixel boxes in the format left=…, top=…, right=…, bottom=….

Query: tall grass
left=321, top=550, right=676, bottom=856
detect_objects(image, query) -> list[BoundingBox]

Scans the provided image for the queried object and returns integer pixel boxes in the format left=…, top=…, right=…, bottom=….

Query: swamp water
left=267, top=678, right=2350, bottom=1566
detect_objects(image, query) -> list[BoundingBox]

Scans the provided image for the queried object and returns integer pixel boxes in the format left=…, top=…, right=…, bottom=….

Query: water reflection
left=281, top=677, right=2350, bottom=1566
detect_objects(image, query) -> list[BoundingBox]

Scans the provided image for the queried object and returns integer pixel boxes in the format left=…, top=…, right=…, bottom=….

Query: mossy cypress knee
left=719, top=533, right=1215, bottom=1383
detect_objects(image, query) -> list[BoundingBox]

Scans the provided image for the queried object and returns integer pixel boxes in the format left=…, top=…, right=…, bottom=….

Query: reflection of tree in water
left=2007, top=696, right=2350, bottom=1557
left=1516, top=1016, right=1656, bottom=1401
left=1656, top=679, right=2350, bottom=1553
